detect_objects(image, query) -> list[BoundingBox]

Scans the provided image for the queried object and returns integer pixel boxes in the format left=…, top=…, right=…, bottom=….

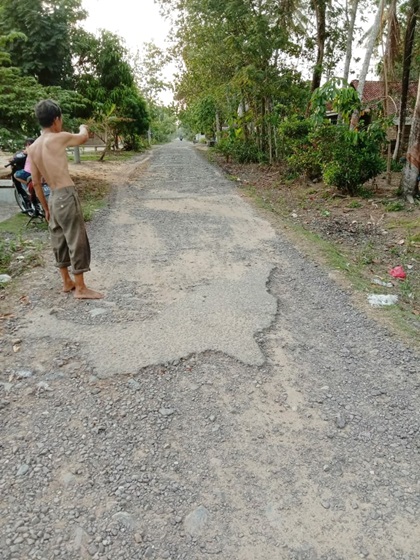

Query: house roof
left=350, top=79, right=418, bottom=115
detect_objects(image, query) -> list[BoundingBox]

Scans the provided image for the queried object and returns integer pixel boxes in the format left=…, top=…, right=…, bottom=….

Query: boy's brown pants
left=48, top=186, right=91, bottom=274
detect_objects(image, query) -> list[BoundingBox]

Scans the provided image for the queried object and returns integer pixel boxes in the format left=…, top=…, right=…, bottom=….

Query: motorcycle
left=4, top=151, right=50, bottom=220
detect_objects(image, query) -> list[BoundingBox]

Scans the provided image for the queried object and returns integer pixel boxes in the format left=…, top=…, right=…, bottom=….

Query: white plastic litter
left=0, top=274, right=12, bottom=284
left=368, top=294, right=398, bottom=307
left=371, top=278, right=393, bottom=288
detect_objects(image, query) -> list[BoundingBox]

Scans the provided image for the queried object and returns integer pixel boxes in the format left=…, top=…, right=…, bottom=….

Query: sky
left=81, top=0, right=175, bottom=103
left=82, top=0, right=171, bottom=50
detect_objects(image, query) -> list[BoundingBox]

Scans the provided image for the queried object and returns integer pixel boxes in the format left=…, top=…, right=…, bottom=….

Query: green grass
left=0, top=225, right=46, bottom=276
left=0, top=213, right=28, bottom=234
left=68, top=150, right=137, bottom=163
left=384, top=200, right=405, bottom=212
left=387, top=217, right=419, bottom=231
left=82, top=197, right=108, bottom=221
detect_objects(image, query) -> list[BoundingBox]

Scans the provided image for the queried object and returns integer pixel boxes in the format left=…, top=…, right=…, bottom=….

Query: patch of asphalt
left=18, top=141, right=278, bottom=375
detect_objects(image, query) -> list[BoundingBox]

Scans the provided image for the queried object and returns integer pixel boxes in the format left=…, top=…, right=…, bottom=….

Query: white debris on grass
left=368, top=294, right=399, bottom=307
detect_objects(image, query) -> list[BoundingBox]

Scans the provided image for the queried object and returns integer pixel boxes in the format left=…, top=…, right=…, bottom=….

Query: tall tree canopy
left=0, top=0, right=86, bottom=87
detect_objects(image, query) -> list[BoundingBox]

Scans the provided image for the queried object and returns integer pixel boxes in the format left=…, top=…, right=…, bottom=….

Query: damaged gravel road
left=1, top=141, right=419, bottom=560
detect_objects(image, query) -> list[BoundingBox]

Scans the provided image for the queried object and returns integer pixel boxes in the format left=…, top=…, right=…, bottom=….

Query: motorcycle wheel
left=14, top=189, right=29, bottom=213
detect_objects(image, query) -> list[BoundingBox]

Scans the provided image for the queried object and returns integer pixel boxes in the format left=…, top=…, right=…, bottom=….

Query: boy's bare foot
left=74, top=287, right=104, bottom=299
left=63, top=281, right=76, bottom=293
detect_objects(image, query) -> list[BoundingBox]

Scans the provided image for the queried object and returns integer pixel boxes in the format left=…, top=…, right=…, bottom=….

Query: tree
left=0, top=0, right=86, bottom=87
left=350, top=0, right=386, bottom=129
left=159, top=0, right=309, bottom=162
left=310, top=0, right=328, bottom=91
left=343, top=0, right=360, bottom=83
left=401, top=74, right=420, bottom=201
left=74, top=30, right=149, bottom=153
left=134, top=41, right=176, bottom=143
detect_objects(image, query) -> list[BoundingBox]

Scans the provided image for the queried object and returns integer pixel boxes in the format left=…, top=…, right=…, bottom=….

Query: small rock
left=321, top=500, right=330, bottom=509
left=127, top=379, right=141, bottom=391
left=17, top=464, right=30, bottom=476
left=112, top=512, right=137, bottom=530
left=159, top=408, right=174, bottom=417
left=36, top=381, right=52, bottom=392
left=134, top=533, right=143, bottom=543
left=336, top=415, right=347, bottom=429
left=87, top=544, right=97, bottom=556
left=89, top=308, right=108, bottom=317
left=184, top=505, right=209, bottom=536
left=61, top=472, right=77, bottom=486
left=16, top=369, right=33, bottom=379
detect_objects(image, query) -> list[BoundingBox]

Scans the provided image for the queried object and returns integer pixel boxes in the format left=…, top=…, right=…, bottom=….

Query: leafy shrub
left=317, top=123, right=386, bottom=195
left=215, top=135, right=266, bottom=163
left=278, top=117, right=322, bottom=179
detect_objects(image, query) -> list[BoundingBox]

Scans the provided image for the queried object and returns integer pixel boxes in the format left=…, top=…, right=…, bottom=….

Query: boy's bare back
left=28, top=127, right=89, bottom=190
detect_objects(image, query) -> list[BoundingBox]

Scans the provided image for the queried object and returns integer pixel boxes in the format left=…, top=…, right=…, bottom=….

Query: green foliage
left=310, top=78, right=361, bottom=124
left=284, top=119, right=387, bottom=195
left=72, top=30, right=150, bottom=151
left=0, top=0, right=87, bottom=87
left=148, top=104, right=177, bottom=144
left=279, top=118, right=321, bottom=179
left=384, top=200, right=405, bottom=212
left=314, top=123, right=387, bottom=195
left=216, top=132, right=267, bottom=163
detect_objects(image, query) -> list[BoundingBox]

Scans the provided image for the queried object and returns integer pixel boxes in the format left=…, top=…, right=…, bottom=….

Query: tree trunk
left=343, top=0, right=359, bottom=84
left=383, top=0, right=397, bottom=184
left=350, top=0, right=385, bottom=129
left=393, top=0, right=420, bottom=160
left=215, top=110, right=221, bottom=134
left=311, top=0, right=327, bottom=92
left=401, top=75, right=420, bottom=201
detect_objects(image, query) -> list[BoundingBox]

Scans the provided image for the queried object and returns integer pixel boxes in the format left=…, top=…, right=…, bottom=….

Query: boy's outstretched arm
left=61, top=125, right=90, bottom=148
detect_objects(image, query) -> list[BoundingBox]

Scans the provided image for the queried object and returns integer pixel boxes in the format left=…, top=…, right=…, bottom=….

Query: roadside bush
left=313, top=123, right=386, bottom=195
left=278, top=117, right=312, bottom=159
left=123, top=135, right=148, bottom=151
left=215, top=135, right=266, bottom=164
left=278, top=118, right=322, bottom=179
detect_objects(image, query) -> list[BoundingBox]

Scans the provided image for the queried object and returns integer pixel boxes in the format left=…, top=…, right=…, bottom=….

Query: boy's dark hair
left=35, top=99, right=62, bottom=128
left=25, top=138, right=35, bottom=146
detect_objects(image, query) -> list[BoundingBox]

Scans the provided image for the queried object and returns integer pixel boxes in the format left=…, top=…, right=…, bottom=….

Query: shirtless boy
left=28, top=99, right=103, bottom=299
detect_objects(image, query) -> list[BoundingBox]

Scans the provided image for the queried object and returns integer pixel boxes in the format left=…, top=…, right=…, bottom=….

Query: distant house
left=326, top=79, right=418, bottom=150
left=352, top=79, right=418, bottom=149
left=349, top=79, right=418, bottom=119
